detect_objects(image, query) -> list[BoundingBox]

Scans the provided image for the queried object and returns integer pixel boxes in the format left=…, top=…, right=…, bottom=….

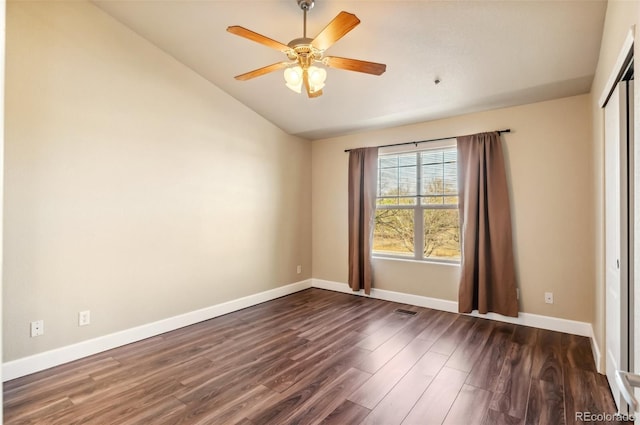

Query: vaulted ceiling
left=93, top=0, right=607, bottom=140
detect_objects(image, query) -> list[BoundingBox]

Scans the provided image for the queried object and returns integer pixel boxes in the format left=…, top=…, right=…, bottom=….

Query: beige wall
left=313, top=94, right=594, bottom=323
left=4, top=1, right=311, bottom=361
left=590, top=0, right=640, bottom=373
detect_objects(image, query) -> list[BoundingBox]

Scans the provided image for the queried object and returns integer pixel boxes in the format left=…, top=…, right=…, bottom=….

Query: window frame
left=373, top=139, right=460, bottom=264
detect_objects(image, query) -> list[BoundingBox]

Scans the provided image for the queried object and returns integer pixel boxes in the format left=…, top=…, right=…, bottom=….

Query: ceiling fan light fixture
left=308, top=66, right=327, bottom=90
left=284, top=66, right=303, bottom=93
left=228, top=5, right=386, bottom=98
left=284, top=65, right=326, bottom=95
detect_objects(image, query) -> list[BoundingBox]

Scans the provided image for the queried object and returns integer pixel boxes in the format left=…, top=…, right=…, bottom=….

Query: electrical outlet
left=297, top=265, right=302, bottom=274
left=545, top=292, right=554, bottom=304
left=30, top=320, right=44, bottom=337
left=78, top=310, right=91, bottom=326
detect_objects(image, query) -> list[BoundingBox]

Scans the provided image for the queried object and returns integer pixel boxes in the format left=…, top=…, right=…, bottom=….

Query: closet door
left=605, top=80, right=631, bottom=412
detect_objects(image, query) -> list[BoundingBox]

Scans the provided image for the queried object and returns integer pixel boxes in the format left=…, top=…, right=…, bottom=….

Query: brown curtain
left=457, top=132, right=518, bottom=317
left=348, top=147, right=379, bottom=295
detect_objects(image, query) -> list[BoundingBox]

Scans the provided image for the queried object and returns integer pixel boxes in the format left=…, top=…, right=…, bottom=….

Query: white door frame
left=600, top=26, right=636, bottom=413
left=1, top=1, right=7, bottom=420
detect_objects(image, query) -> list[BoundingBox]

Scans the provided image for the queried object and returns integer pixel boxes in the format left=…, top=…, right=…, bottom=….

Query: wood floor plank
left=360, top=352, right=448, bottom=425
left=561, top=333, right=597, bottom=372
left=44, top=378, right=185, bottom=425
left=2, top=288, right=622, bottom=425
left=246, top=347, right=370, bottom=425
left=357, top=311, right=435, bottom=374
left=446, top=318, right=494, bottom=372
left=356, top=323, right=405, bottom=351
left=593, top=372, right=621, bottom=415
left=79, top=355, right=213, bottom=406
left=525, top=378, right=565, bottom=425
left=319, top=400, right=371, bottom=425
left=401, top=366, right=468, bottom=425
left=289, top=306, right=348, bottom=333
left=490, top=341, right=534, bottom=420
left=415, top=310, right=458, bottom=342
left=178, top=333, right=307, bottom=390
left=348, top=337, right=434, bottom=409
left=360, top=370, right=432, bottom=425
left=531, top=329, right=563, bottom=384
left=283, top=367, right=371, bottom=425
left=262, top=330, right=364, bottom=392
left=512, top=325, right=538, bottom=347
left=411, top=350, right=449, bottom=377
left=174, top=350, right=296, bottom=406
left=442, top=384, right=492, bottom=425
left=563, top=367, right=630, bottom=425
left=466, top=322, right=514, bottom=391
left=168, top=385, right=276, bottom=425
left=428, top=315, right=475, bottom=356
left=483, top=409, right=524, bottom=425
left=4, top=375, right=95, bottom=413
left=3, top=356, right=120, bottom=397
left=297, top=303, right=368, bottom=340
left=289, top=324, right=368, bottom=362
left=4, top=397, right=74, bottom=425
left=109, top=396, right=186, bottom=425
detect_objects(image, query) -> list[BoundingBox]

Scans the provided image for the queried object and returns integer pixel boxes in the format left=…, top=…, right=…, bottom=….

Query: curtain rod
left=343, top=129, right=511, bottom=153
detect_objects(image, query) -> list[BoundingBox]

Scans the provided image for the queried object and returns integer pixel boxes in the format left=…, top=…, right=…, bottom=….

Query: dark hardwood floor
left=3, top=288, right=628, bottom=424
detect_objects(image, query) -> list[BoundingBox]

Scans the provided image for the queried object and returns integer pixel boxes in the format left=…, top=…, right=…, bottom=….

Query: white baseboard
left=590, top=327, right=603, bottom=374
left=3, top=279, right=312, bottom=382
left=4, top=278, right=601, bottom=381
left=312, top=278, right=596, bottom=338
left=312, top=278, right=459, bottom=314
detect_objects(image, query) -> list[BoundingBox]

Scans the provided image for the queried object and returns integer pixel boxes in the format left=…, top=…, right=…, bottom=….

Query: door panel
left=605, top=80, right=630, bottom=413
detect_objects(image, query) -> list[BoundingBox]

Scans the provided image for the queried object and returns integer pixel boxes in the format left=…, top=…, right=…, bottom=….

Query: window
left=373, top=143, right=460, bottom=262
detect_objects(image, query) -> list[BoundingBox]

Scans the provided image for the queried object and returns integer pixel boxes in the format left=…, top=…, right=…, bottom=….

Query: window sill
left=372, top=255, right=460, bottom=267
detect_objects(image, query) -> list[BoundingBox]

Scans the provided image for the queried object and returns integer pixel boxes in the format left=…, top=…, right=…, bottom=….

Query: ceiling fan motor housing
left=287, top=38, right=323, bottom=63
left=297, top=0, right=314, bottom=11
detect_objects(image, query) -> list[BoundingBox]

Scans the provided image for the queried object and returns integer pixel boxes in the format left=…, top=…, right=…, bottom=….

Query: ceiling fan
left=227, top=0, right=387, bottom=98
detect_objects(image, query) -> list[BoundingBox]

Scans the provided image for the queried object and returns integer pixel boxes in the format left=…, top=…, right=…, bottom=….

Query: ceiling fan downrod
left=297, top=0, right=314, bottom=38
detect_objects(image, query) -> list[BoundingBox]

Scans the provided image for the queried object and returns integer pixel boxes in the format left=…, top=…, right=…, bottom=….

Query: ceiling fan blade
left=311, top=11, right=360, bottom=51
left=325, top=56, right=387, bottom=75
left=227, top=26, right=291, bottom=52
left=308, top=88, right=323, bottom=98
left=234, top=62, right=291, bottom=81
left=303, top=69, right=323, bottom=98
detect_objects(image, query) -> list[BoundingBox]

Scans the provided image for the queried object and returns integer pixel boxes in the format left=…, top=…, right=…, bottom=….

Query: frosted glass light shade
left=284, top=65, right=327, bottom=94
left=307, top=66, right=327, bottom=91
left=284, top=66, right=303, bottom=93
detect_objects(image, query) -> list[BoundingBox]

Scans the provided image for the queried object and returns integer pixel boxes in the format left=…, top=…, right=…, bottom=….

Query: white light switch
left=79, top=310, right=91, bottom=326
